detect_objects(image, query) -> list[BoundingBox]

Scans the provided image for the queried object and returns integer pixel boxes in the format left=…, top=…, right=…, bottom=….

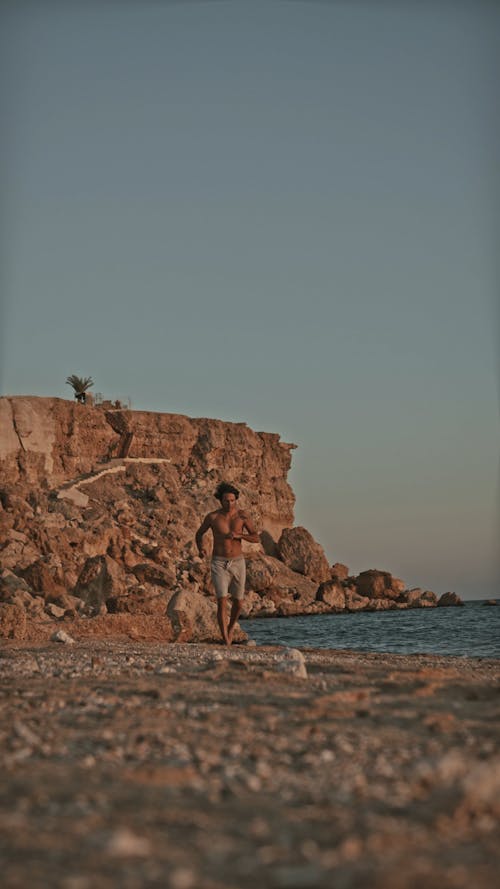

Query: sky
left=1, top=0, right=499, bottom=599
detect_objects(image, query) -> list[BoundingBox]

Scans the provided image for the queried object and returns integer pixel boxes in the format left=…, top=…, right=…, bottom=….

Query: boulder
left=277, top=527, right=331, bottom=583
left=45, top=602, right=66, bottom=619
left=275, top=648, right=308, bottom=679
left=330, top=562, right=349, bottom=582
left=355, top=569, right=403, bottom=600
left=344, top=590, right=370, bottom=612
left=245, top=557, right=275, bottom=592
left=437, top=591, right=464, bottom=607
left=47, top=592, right=85, bottom=615
left=107, top=585, right=175, bottom=616
left=74, top=555, right=126, bottom=613
left=131, top=562, right=176, bottom=588
left=404, top=588, right=438, bottom=608
left=244, top=553, right=318, bottom=609
left=316, top=580, right=346, bottom=610
left=166, top=589, right=247, bottom=644
left=0, top=569, right=33, bottom=601
left=19, top=559, right=66, bottom=598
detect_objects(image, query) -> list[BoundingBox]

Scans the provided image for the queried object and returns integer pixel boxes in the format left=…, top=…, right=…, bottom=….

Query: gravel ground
left=1, top=641, right=499, bottom=889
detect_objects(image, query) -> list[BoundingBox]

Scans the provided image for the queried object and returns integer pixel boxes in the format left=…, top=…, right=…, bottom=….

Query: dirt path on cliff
left=1, top=643, right=499, bottom=889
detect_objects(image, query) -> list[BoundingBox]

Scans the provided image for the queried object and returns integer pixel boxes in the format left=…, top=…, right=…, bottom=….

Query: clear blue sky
left=1, top=1, right=498, bottom=599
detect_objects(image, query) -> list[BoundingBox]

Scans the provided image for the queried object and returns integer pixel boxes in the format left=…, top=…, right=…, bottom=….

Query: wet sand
left=1, top=641, right=499, bottom=888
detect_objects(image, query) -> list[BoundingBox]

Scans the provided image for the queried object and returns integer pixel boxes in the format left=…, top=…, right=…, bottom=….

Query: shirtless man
left=195, top=482, right=259, bottom=645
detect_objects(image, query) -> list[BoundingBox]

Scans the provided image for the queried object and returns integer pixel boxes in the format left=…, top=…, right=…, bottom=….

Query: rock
left=19, top=559, right=65, bottom=598
left=365, top=597, right=397, bottom=611
left=46, top=592, right=85, bottom=614
left=258, top=596, right=277, bottom=615
left=131, top=562, right=176, bottom=588
left=239, top=591, right=262, bottom=618
left=483, top=599, right=498, bottom=606
left=0, top=569, right=32, bottom=601
left=105, top=827, right=151, bottom=858
left=277, top=527, right=331, bottom=583
left=107, top=586, right=174, bottom=616
left=166, top=589, right=247, bottom=643
left=316, top=580, right=346, bottom=610
left=57, top=486, right=89, bottom=508
left=74, top=555, right=126, bottom=613
left=330, top=562, right=349, bottom=581
left=243, top=554, right=318, bottom=613
left=276, top=648, right=308, bottom=679
left=0, top=602, right=27, bottom=639
left=51, top=629, right=76, bottom=644
left=355, top=569, right=403, bottom=600
left=438, top=591, right=464, bottom=607
left=45, top=602, right=66, bottom=619
left=404, top=588, right=438, bottom=608
left=245, top=556, right=275, bottom=592
left=24, top=594, right=46, bottom=617
left=344, top=590, right=370, bottom=611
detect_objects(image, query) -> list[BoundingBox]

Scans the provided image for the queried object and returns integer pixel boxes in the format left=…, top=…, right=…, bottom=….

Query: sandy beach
left=1, top=641, right=499, bottom=888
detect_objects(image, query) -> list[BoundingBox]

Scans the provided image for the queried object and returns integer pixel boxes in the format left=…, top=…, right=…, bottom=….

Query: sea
left=241, top=600, right=500, bottom=659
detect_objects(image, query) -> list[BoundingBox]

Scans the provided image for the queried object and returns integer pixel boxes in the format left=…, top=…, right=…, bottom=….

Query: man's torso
left=210, top=509, right=246, bottom=558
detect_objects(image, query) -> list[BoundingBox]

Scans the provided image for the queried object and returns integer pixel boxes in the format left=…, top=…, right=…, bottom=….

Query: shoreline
left=3, top=637, right=500, bottom=664
left=1, top=641, right=499, bottom=887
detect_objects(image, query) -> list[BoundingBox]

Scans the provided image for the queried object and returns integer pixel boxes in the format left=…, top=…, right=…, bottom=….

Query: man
left=195, top=482, right=259, bottom=645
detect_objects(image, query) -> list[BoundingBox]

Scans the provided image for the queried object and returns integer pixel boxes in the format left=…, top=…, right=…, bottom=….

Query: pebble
left=51, top=630, right=76, bottom=644
left=106, top=827, right=151, bottom=858
left=276, top=648, right=308, bottom=678
left=169, top=867, right=197, bottom=889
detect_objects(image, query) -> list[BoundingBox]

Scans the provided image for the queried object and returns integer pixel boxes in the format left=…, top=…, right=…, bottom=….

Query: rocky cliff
left=0, top=397, right=460, bottom=642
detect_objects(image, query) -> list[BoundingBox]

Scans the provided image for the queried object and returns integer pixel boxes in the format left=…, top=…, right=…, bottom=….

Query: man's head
left=214, top=482, right=240, bottom=511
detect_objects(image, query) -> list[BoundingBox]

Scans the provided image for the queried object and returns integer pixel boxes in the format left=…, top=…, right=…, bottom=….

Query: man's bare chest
left=212, top=512, right=244, bottom=535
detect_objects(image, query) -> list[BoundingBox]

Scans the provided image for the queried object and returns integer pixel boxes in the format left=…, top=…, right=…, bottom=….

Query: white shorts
left=211, top=557, right=246, bottom=600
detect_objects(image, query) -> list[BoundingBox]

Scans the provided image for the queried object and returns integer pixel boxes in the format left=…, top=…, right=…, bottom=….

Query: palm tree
left=66, top=375, right=94, bottom=404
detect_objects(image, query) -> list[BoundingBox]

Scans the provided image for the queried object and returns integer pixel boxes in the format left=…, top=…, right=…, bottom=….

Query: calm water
left=241, top=601, right=500, bottom=658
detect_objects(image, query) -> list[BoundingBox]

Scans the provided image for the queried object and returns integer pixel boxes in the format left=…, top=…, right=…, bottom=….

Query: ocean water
left=241, top=601, right=500, bottom=658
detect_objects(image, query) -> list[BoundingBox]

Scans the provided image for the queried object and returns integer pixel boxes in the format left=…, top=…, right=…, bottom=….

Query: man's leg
left=227, top=597, right=243, bottom=644
left=212, top=559, right=231, bottom=645
left=217, top=596, right=230, bottom=645
left=227, top=559, right=245, bottom=644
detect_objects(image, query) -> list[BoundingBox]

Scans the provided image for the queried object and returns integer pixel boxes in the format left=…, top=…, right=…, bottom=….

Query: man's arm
left=232, top=512, right=259, bottom=544
left=195, top=514, right=212, bottom=557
